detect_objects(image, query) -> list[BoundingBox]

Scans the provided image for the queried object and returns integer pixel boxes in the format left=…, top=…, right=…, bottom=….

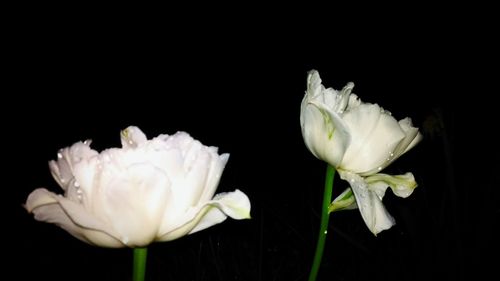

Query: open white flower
left=301, top=70, right=422, bottom=235
left=25, top=126, right=251, bottom=248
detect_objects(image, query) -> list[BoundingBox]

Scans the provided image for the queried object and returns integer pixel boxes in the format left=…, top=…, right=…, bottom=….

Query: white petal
left=332, top=82, right=355, bottom=113
left=197, top=152, right=229, bottom=203
left=306, top=70, right=354, bottom=114
left=306, top=70, right=323, bottom=99
left=365, top=172, right=418, bottom=198
left=180, top=143, right=214, bottom=206
left=157, top=189, right=250, bottom=241
left=25, top=188, right=58, bottom=211
left=157, top=145, right=216, bottom=232
left=301, top=100, right=351, bottom=167
left=361, top=118, right=420, bottom=175
left=120, top=126, right=148, bottom=148
left=398, top=118, right=423, bottom=155
left=49, top=142, right=98, bottom=190
left=90, top=163, right=171, bottom=247
left=329, top=187, right=357, bottom=212
left=25, top=188, right=124, bottom=247
left=341, top=103, right=406, bottom=174
left=210, top=189, right=251, bottom=219
left=339, top=171, right=395, bottom=235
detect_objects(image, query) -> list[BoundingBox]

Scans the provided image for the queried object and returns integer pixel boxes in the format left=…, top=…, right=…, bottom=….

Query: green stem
left=308, top=164, right=336, bottom=281
left=133, top=247, right=148, bottom=281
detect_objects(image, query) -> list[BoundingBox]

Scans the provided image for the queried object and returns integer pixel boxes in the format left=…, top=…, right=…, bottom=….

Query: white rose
left=301, top=70, right=422, bottom=235
left=25, top=126, right=251, bottom=247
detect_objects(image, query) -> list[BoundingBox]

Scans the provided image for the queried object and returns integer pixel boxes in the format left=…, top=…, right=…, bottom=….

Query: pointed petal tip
left=120, top=126, right=147, bottom=148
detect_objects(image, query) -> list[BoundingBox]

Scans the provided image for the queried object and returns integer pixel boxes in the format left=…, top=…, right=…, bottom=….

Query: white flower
left=301, top=70, right=422, bottom=235
left=25, top=126, right=251, bottom=248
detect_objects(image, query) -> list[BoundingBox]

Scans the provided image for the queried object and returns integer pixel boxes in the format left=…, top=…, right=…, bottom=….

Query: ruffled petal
left=365, top=172, right=418, bottom=198
left=49, top=142, right=98, bottom=190
left=339, top=171, right=395, bottom=235
left=301, top=71, right=353, bottom=167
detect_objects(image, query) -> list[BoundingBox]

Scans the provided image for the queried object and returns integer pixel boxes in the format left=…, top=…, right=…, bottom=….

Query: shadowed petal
left=329, top=187, right=357, bottom=212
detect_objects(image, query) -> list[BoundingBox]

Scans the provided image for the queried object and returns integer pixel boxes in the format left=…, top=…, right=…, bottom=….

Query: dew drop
left=324, top=230, right=328, bottom=234
left=378, top=167, right=382, bottom=171
left=74, top=181, right=80, bottom=188
left=57, top=152, right=63, bottom=159
left=83, top=139, right=92, bottom=145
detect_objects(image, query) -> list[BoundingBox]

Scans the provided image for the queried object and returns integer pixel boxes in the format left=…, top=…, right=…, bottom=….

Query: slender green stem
left=133, top=247, right=148, bottom=281
left=308, top=164, right=336, bottom=281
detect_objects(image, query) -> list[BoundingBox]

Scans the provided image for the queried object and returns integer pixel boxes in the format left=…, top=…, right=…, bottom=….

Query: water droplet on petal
left=57, top=152, right=63, bottom=159
left=74, top=181, right=80, bottom=187
left=83, top=139, right=92, bottom=145
left=378, top=167, right=382, bottom=171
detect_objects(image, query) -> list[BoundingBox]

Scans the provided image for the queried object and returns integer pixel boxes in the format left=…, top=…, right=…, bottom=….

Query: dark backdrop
left=6, top=8, right=498, bottom=281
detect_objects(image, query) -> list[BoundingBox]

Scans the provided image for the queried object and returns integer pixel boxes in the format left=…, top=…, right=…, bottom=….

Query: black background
left=6, top=6, right=498, bottom=281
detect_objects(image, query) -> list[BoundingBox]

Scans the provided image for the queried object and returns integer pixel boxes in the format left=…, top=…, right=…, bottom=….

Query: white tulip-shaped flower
left=25, top=126, right=251, bottom=247
left=301, top=70, right=422, bottom=235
